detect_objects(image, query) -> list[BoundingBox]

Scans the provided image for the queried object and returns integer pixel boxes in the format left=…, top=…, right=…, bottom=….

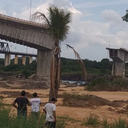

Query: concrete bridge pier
left=5, top=54, right=11, bottom=66
left=36, top=49, right=53, bottom=81
left=29, top=56, right=33, bottom=64
left=106, top=48, right=128, bottom=78
left=22, top=56, right=26, bottom=65
left=112, top=62, right=125, bottom=77
left=14, top=55, right=18, bottom=64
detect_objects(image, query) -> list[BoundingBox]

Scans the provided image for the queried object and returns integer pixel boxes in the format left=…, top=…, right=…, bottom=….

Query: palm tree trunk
left=49, top=39, right=60, bottom=100
left=54, top=52, right=61, bottom=98
left=49, top=57, right=55, bottom=101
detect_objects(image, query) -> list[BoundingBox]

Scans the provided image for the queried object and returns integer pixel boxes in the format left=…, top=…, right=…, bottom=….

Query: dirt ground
left=1, top=84, right=128, bottom=128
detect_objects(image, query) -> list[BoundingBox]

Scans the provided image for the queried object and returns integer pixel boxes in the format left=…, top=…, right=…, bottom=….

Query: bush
left=21, top=69, right=32, bottom=78
left=2, top=64, right=24, bottom=72
left=102, top=118, right=128, bottom=128
left=102, top=119, right=110, bottom=128
left=86, top=76, right=128, bottom=91
left=82, top=114, right=100, bottom=127
left=111, top=118, right=128, bottom=128
left=85, top=76, right=109, bottom=91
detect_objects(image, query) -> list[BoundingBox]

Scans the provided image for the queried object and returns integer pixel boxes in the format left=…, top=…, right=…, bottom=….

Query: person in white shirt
left=30, top=92, right=41, bottom=118
left=43, top=98, right=57, bottom=128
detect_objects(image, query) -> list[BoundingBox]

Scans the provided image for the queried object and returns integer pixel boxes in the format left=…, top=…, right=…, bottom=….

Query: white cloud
left=0, top=8, right=6, bottom=14
left=60, top=7, right=128, bottom=60
left=52, top=0, right=71, bottom=7
left=74, top=0, right=128, bottom=9
left=102, top=10, right=122, bottom=24
left=101, top=9, right=128, bottom=48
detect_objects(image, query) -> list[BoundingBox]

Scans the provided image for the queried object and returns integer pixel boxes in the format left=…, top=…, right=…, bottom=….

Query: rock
left=28, top=74, right=36, bottom=79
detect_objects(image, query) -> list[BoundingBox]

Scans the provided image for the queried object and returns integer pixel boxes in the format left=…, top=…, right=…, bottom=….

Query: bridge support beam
left=112, top=62, right=125, bottom=77
left=14, top=55, right=18, bottom=64
left=36, top=49, right=53, bottom=81
left=29, top=56, right=33, bottom=64
left=22, top=56, right=26, bottom=65
left=5, top=54, right=11, bottom=66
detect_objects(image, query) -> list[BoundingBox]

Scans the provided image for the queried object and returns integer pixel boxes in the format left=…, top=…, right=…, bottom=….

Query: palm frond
left=31, top=11, right=51, bottom=27
left=48, top=5, right=72, bottom=41
left=66, top=44, right=87, bottom=81
left=32, top=5, right=71, bottom=41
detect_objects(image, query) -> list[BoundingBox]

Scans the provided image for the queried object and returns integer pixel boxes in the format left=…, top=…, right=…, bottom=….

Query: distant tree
left=100, top=58, right=110, bottom=69
left=100, top=58, right=111, bottom=74
left=122, top=10, right=128, bottom=21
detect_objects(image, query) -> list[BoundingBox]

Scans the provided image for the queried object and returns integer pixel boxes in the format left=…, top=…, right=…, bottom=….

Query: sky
left=0, top=0, right=128, bottom=61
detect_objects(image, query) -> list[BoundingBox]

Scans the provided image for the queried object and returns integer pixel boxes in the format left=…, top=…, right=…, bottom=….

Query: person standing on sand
left=43, top=98, right=57, bottom=128
left=30, top=92, right=41, bottom=118
left=12, top=90, right=31, bottom=119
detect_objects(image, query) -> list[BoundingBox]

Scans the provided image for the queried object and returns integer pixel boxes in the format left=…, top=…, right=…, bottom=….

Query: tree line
left=61, top=57, right=112, bottom=80
left=0, top=57, right=112, bottom=80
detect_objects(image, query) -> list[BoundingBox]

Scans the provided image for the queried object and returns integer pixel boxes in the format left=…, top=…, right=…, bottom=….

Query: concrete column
left=36, top=49, right=53, bottom=79
left=29, top=56, right=33, bottom=64
left=112, top=62, right=125, bottom=77
left=14, top=55, right=18, bottom=64
left=5, top=54, right=11, bottom=66
left=8, top=54, right=11, bottom=65
left=36, top=57, right=37, bottom=62
left=22, top=56, right=26, bottom=65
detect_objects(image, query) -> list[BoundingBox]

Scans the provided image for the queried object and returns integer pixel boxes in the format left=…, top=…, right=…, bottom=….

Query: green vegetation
left=61, top=58, right=112, bottom=80
left=0, top=102, right=11, bottom=107
left=63, top=92, right=93, bottom=102
left=101, top=118, right=128, bottom=128
left=1, top=104, right=128, bottom=128
left=82, top=114, right=100, bottom=127
left=61, top=58, right=112, bottom=75
left=0, top=107, right=66, bottom=128
left=86, top=76, right=128, bottom=91
left=111, top=118, right=128, bottom=128
left=58, top=116, right=80, bottom=123
left=0, top=57, right=112, bottom=80
left=0, top=58, right=36, bottom=78
left=82, top=115, right=128, bottom=128
left=21, top=69, right=33, bottom=78
left=102, top=119, right=110, bottom=128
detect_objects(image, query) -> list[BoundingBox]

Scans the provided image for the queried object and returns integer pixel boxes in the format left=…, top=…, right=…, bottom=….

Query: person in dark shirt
left=12, top=90, right=31, bottom=119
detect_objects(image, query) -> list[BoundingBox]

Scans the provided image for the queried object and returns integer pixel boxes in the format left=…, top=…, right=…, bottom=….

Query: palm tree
left=32, top=5, right=72, bottom=99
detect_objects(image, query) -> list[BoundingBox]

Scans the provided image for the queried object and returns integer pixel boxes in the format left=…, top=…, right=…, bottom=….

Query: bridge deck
left=0, top=14, right=48, bottom=29
left=0, top=51, right=37, bottom=57
left=0, top=13, right=54, bottom=50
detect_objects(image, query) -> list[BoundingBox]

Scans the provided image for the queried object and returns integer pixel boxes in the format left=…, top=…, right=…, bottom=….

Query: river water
left=61, top=80, right=86, bottom=85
